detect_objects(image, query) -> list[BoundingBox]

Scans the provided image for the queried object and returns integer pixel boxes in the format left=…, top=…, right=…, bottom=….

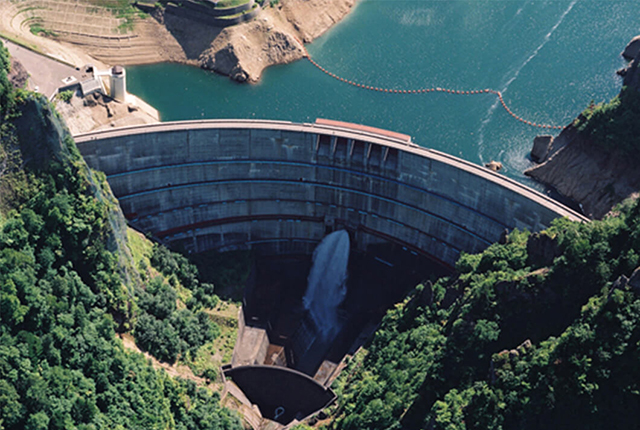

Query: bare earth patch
left=118, top=332, right=223, bottom=390
left=54, top=89, right=160, bottom=135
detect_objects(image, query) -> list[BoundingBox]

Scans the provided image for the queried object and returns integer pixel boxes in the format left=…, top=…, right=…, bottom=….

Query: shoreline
left=1, top=0, right=357, bottom=134
left=0, top=0, right=357, bottom=84
left=524, top=37, right=640, bottom=219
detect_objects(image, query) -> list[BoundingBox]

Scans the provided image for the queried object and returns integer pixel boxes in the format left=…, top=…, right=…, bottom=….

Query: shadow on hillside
left=143, top=5, right=224, bottom=61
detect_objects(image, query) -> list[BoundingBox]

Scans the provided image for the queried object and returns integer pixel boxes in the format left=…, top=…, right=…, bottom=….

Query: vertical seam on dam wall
left=110, top=159, right=510, bottom=230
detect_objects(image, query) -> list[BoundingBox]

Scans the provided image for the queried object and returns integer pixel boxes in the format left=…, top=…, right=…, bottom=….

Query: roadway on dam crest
left=75, top=119, right=588, bottom=267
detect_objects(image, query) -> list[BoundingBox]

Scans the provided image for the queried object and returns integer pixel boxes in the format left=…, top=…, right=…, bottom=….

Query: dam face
left=76, top=119, right=585, bottom=267
left=76, top=119, right=586, bottom=423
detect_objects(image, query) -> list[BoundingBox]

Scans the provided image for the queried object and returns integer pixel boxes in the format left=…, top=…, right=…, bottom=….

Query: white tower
left=110, top=65, right=126, bottom=102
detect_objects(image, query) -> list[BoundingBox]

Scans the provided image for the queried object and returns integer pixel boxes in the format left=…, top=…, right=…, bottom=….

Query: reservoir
left=127, top=0, right=638, bottom=184
left=112, top=1, right=615, bottom=405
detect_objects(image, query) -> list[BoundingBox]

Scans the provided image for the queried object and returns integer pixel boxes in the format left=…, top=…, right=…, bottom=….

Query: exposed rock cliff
left=622, top=48, right=640, bottom=89
left=199, top=16, right=305, bottom=83
left=525, top=36, right=640, bottom=219
left=15, top=97, right=140, bottom=282
left=197, top=0, right=356, bottom=82
left=622, top=35, right=640, bottom=61
left=525, top=127, right=640, bottom=219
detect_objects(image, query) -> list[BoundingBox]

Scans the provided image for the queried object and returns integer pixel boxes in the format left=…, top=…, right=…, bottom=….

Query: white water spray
left=303, top=230, right=350, bottom=340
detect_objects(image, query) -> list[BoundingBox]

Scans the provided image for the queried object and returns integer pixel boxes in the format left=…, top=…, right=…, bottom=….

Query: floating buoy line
left=301, top=48, right=564, bottom=130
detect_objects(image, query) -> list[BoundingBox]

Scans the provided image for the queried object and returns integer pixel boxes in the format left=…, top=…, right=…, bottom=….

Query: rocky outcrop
left=195, top=0, right=355, bottom=82
left=622, top=35, right=640, bottom=61
left=618, top=35, right=640, bottom=90
left=200, top=41, right=249, bottom=82
left=484, top=160, right=503, bottom=171
left=629, top=267, right=640, bottom=293
left=623, top=49, right=640, bottom=90
left=531, top=135, right=553, bottom=163
left=8, top=57, right=28, bottom=89
left=604, top=268, right=640, bottom=297
left=199, top=18, right=305, bottom=83
left=525, top=126, right=640, bottom=219
left=525, top=37, right=640, bottom=219
left=526, top=232, right=560, bottom=267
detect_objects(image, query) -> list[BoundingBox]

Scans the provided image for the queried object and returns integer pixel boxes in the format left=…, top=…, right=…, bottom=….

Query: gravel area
left=3, top=37, right=88, bottom=98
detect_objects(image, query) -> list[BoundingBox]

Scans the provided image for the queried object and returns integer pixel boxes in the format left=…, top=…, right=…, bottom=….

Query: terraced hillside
left=0, top=0, right=186, bottom=65
left=0, top=0, right=355, bottom=82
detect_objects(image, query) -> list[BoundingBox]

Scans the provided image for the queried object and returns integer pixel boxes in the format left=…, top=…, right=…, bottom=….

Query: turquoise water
left=127, top=0, right=638, bottom=183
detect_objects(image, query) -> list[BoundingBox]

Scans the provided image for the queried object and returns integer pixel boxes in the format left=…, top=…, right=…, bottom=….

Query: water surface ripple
left=128, top=0, right=639, bottom=185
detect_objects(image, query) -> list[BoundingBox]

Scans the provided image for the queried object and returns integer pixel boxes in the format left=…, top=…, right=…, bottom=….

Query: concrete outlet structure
left=76, top=118, right=587, bottom=268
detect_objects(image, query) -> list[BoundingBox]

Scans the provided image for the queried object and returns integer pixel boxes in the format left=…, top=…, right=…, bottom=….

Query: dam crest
left=76, top=118, right=585, bottom=267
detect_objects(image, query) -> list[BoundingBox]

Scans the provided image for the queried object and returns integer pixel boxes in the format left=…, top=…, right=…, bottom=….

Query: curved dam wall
left=75, top=119, right=587, bottom=267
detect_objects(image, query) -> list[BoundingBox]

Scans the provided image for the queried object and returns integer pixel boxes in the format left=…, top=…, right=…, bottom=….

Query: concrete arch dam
left=76, top=118, right=586, bottom=268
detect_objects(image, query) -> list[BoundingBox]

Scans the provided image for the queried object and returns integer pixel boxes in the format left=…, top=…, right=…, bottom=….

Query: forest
left=574, top=85, right=640, bottom=159
left=0, top=42, right=241, bottom=430
left=329, top=201, right=640, bottom=429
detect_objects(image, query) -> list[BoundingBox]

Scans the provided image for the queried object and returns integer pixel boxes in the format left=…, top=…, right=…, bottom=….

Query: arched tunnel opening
left=76, top=119, right=586, bottom=425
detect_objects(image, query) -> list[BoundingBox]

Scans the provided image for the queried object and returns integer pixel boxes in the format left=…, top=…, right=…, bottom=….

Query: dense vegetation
left=0, top=42, right=241, bottom=430
left=133, top=244, right=221, bottom=364
left=0, top=43, right=19, bottom=119
left=574, top=86, right=640, bottom=159
left=330, top=200, right=640, bottom=429
left=186, top=250, right=252, bottom=301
